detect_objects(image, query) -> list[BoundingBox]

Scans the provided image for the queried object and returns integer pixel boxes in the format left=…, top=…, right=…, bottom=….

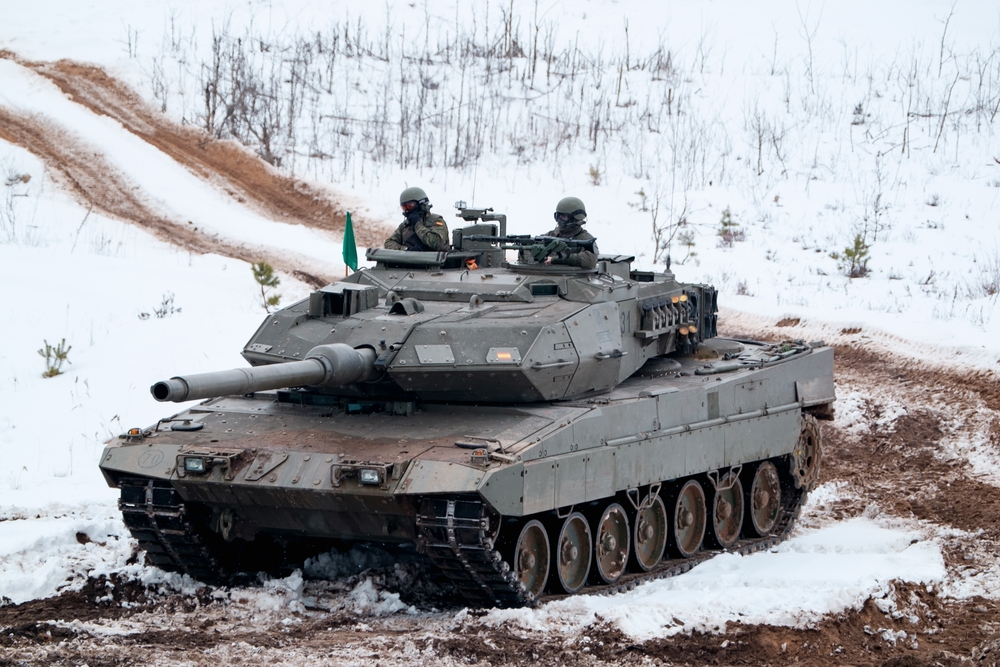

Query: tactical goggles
left=554, top=210, right=584, bottom=224
left=401, top=200, right=420, bottom=212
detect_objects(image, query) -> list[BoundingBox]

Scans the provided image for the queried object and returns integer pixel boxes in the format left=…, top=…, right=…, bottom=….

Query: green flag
left=342, top=211, right=358, bottom=272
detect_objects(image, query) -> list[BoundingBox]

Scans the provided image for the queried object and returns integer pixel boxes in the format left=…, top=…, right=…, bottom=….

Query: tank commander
left=537, top=196, right=599, bottom=269
left=384, top=187, right=450, bottom=252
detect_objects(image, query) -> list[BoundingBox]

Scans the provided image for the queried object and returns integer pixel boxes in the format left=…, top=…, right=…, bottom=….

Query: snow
left=477, top=507, right=945, bottom=640
left=1, top=0, right=999, bottom=637
left=0, top=504, right=148, bottom=605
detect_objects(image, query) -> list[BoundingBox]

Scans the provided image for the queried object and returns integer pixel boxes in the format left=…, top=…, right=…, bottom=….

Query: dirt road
left=0, top=51, right=389, bottom=287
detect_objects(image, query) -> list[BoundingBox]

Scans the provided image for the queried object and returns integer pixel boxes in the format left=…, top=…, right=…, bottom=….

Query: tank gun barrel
left=151, top=344, right=376, bottom=403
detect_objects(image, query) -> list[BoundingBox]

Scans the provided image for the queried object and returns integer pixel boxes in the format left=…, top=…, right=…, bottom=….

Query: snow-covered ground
left=1, top=0, right=999, bottom=644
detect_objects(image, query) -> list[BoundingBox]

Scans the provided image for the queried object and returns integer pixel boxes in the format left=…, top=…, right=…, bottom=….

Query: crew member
left=540, top=196, right=598, bottom=269
left=384, top=187, right=449, bottom=251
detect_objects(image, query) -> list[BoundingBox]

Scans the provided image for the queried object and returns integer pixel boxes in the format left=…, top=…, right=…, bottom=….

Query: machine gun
left=463, top=234, right=596, bottom=263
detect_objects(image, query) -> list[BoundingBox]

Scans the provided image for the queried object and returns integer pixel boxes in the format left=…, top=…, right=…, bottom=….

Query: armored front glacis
left=100, top=204, right=834, bottom=606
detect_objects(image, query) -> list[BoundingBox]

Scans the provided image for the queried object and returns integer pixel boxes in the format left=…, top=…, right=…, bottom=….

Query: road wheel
left=670, top=480, right=706, bottom=558
left=553, top=512, right=592, bottom=593
left=745, top=461, right=781, bottom=536
left=513, top=519, right=549, bottom=600
left=708, top=472, right=744, bottom=548
left=593, top=503, right=630, bottom=584
left=631, top=495, right=668, bottom=571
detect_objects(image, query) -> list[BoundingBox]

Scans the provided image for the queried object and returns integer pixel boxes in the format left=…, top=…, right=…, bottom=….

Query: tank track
left=118, top=477, right=225, bottom=581
left=118, top=470, right=805, bottom=607
left=416, top=497, right=529, bottom=607
left=416, top=472, right=806, bottom=608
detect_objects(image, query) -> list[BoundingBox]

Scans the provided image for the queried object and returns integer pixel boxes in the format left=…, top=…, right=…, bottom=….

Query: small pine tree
left=830, top=233, right=871, bottom=278
left=252, top=261, right=282, bottom=312
left=38, top=338, right=72, bottom=378
left=842, top=233, right=871, bottom=277
left=678, top=230, right=697, bottom=264
left=716, top=207, right=744, bottom=246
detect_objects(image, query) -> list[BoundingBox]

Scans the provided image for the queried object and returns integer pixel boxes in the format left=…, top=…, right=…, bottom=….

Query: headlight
left=358, top=468, right=381, bottom=485
left=184, top=457, right=207, bottom=473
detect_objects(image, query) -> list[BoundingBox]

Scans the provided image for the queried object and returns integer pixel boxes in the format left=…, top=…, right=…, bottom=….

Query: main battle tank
left=99, top=205, right=835, bottom=606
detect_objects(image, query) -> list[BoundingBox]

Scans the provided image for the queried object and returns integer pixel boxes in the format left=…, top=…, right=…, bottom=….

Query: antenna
left=471, top=149, right=480, bottom=206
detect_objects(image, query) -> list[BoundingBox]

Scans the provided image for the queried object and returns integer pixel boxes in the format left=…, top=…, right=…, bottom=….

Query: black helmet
left=554, top=196, right=586, bottom=225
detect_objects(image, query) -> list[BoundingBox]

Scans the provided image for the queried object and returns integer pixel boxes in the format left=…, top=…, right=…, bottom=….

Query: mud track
left=0, top=51, right=389, bottom=286
left=3, top=333, right=1000, bottom=666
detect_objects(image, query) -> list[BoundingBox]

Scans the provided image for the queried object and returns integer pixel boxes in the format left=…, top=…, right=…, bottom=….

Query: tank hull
left=101, top=338, right=833, bottom=605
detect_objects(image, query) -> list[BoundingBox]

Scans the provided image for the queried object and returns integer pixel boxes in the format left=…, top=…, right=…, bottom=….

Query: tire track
left=0, top=105, right=330, bottom=287
left=0, top=49, right=388, bottom=249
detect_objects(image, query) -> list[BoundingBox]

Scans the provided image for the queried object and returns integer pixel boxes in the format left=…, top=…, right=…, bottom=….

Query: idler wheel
left=631, top=495, right=668, bottom=572
left=708, top=473, right=744, bottom=549
left=670, top=480, right=706, bottom=558
left=513, top=519, right=550, bottom=600
left=791, top=413, right=823, bottom=491
left=746, top=461, right=782, bottom=536
left=553, top=512, right=592, bottom=593
left=593, top=503, right=630, bottom=584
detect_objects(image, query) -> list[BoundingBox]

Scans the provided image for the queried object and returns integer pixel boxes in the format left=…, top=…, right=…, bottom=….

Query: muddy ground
left=3, top=336, right=1000, bottom=667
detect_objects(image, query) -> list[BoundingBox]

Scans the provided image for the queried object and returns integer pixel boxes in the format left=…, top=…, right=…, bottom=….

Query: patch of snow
left=345, top=578, right=412, bottom=617
left=474, top=517, right=945, bottom=641
left=0, top=503, right=133, bottom=604
left=304, top=544, right=396, bottom=580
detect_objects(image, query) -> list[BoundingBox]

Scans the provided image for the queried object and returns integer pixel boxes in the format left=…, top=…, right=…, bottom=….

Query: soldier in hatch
left=384, top=187, right=450, bottom=252
left=537, top=196, right=598, bottom=269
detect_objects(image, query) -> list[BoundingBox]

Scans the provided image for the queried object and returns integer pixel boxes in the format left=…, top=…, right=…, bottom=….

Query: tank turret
left=190, top=218, right=718, bottom=404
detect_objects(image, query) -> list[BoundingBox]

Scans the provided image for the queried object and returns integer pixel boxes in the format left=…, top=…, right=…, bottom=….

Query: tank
left=99, top=204, right=835, bottom=606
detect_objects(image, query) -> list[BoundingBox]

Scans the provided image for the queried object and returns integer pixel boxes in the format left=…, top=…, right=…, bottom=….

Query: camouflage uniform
left=384, top=213, right=450, bottom=251
left=542, top=223, right=598, bottom=269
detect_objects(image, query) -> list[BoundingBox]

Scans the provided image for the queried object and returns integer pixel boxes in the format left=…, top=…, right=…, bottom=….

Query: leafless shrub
left=966, top=248, right=1000, bottom=299
left=0, top=158, right=38, bottom=245
left=136, top=3, right=1000, bottom=211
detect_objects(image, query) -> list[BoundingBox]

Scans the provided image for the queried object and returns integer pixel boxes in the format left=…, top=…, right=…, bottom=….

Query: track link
left=416, top=474, right=806, bottom=607
left=416, top=497, right=529, bottom=607
left=118, top=477, right=224, bottom=581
